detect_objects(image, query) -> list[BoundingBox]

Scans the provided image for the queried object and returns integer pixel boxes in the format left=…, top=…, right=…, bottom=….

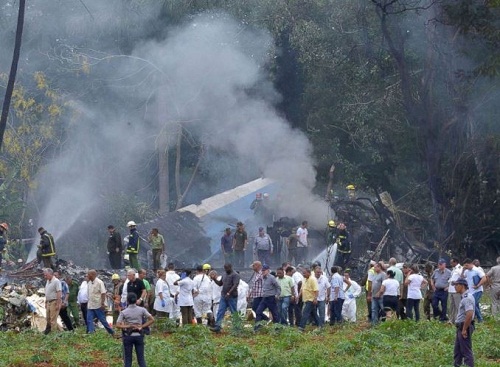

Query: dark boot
left=196, top=317, right=203, bottom=325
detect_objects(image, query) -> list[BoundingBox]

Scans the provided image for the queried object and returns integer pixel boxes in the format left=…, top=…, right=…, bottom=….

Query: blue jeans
left=123, top=335, right=145, bottom=367
left=472, top=291, right=483, bottom=322
left=299, top=301, right=319, bottom=330
left=329, top=299, right=344, bottom=325
left=86, top=308, right=114, bottom=334
left=407, top=298, right=421, bottom=321
left=252, top=297, right=269, bottom=321
left=278, top=296, right=291, bottom=325
left=371, top=297, right=384, bottom=324
left=432, top=290, right=449, bottom=321
left=214, top=296, right=238, bottom=330
left=315, top=300, right=326, bottom=327
left=255, top=296, right=279, bottom=329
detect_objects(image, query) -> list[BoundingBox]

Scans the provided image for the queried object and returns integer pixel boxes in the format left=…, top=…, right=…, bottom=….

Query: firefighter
left=326, top=220, right=337, bottom=246
left=334, top=223, right=351, bottom=268
left=126, top=221, right=141, bottom=270
left=38, top=227, right=56, bottom=270
left=0, top=222, right=8, bottom=271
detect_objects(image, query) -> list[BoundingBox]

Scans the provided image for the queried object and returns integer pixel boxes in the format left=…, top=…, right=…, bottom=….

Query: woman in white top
left=404, top=264, right=428, bottom=321
left=174, top=270, right=194, bottom=326
left=154, top=270, right=173, bottom=318
left=377, top=270, right=400, bottom=318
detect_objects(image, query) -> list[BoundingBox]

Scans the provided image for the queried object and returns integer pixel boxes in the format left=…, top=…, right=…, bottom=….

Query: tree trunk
left=0, top=0, right=26, bottom=151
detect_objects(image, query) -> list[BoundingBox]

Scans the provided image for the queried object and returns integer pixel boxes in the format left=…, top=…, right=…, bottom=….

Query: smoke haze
left=0, top=2, right=329, bottom=263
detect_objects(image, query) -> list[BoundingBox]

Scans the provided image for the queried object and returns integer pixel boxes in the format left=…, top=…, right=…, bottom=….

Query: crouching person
left=116, top=292, right=155, bottom=367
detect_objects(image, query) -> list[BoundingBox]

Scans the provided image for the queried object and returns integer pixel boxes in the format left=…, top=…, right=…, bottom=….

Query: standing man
left=193, top=264, right=214, bottom=325
left=86, top=269, right=114, bottom=335
left=329, top=266, right=346, bottom=325
left=286, top=228, right=299, bottom=264
left=210, top=263, right=240, bottom=333
left=298, top=267, right=319, bottom=331
left=0, top=222, right=8, bottom=271
left=296, top=221, right=309, bottom=263
left=334, top=223, right=351, bottom=268
left=254, top=264, right=280, bottom=331
left=365, top=260, right=376, bottom=322
left=486, top=256, right=500, bottom=317
left=254, top=227, right=273, bottom=266
left=462, top=258, right=486, bottom=322
left=43, top=268, right=61, bottom=335
left=431, top=258, right=452, bottom=322
left=54, top=271, right=74, bottom=331
left=370, top=263, right=386, bottom=325
left=387, top=258, right=404, bottom=318
left=38, top=227, right=56, bottom=270
left=452, top=278, right=475, bottom=367
left=248, top=261, right=268, bottom=323
left=65, top=275, right=80, bottom=327
left=107, top=225, right=122, bottom=270
left=276, top=267, right=295, bottom=325
left=220, top=228, right=233, bottom=265
left=448, top=257, right=463, bottom=324
left=126, top=221, right=141, bottom=271
left=147, top=228, right=165, bottom=272
left=78, top=274, right=89, bottom=330
left=232, top=222, right=247, bottom=269
left=110, top=273, right=124, bottom=326
left=314, top=266, right=330, bottom=327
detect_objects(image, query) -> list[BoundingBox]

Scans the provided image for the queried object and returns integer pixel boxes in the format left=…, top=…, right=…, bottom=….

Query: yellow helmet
left=328, top=220, right=336, bottom=227
left=202, top=263, right=211, bottom=270
left=111, top=273, right=120, bottom=280
left=346, top=184, right=355, bottom=190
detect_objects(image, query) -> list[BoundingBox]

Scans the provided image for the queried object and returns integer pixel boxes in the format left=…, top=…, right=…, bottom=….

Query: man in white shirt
left=86, top=269, right=114, bottom=335
left=165, top=263, right=181, bottom=323
left=314, top=266, right=329, bottom=327
left=43, top=268, right=61, bottom=335
left=296, top=221, right=309, bottom=263
left=462, top=258, right=486, bottom=322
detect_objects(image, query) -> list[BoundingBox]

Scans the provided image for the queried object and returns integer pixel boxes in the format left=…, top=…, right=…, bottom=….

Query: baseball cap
left=258, top=227, right=264, bottom=231
left=452, top=278, right=468, bottom=287
left=262, top=264, right=270, bottom=270
left=438, top=258, right=446, bottom=264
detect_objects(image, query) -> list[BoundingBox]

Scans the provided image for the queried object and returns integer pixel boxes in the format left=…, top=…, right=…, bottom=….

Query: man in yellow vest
left=38, top=227, right=56, bottom=270
left=126, top=221, right=141, bottom=270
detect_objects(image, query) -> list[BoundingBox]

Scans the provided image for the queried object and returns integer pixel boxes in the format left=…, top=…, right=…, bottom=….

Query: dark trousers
left=257, top=250, right=271, bottom=266
left=59, top=307, right=74, bottom=331
left=299, top=301, right=318, bottom=329
left=180, top=306, right=193, bottom=326
left=454, top=325, right=474, bottom=367
left=287, top=248, right=298, bottom=263
left=80, top=303, right=88, bottom=328
left=407, top=298, right=421, bottom=321
left=366, top=295, right=372, bottom=321
left=255, top=296, right=279, bottom=329
left=329, top=299, right=344, bottom=324
left=252, top=297, right=269, bottom=321
left=152, top=249, right=162, bottom=271
left=383, top=295, right=399, bottom=313
left=335, top=251, right=351, bottom=268
left=123, top=335, right=146, bottom=367
left=234, top=250, right=245, bottom=268
left=288, top=299, right=302, bottom=326
left=432, top=290, right=449, bottom=321
left=398, top=298, right=407, bottom=320
left=109, top=252, right=122, bottom=269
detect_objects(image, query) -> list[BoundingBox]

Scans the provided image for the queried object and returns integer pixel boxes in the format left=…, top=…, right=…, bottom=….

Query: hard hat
left=0, top=222, right=8, bottom=231
left=328, top=220, right=336, bottom=227
left=127, top=221, right=137, bottom=227
left=202, top=263, right=211, bottom=270
left=346, top=184, right=355, bottom=190
left=111, top=273, right=120, bottom=280
left=263, top=193, right=269, bottom=198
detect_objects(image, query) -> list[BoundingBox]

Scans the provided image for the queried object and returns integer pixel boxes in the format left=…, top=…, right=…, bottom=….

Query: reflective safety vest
left=41, top=232, right=56, bottom=257
left=127, top=230, right=140, bottom=254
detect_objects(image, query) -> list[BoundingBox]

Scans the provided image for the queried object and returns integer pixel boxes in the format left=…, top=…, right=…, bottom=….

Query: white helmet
left=127, top=221, right=137, bottom=227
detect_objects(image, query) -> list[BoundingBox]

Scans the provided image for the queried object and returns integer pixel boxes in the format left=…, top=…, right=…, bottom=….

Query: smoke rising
left=2, top=2, right=329, bottom=264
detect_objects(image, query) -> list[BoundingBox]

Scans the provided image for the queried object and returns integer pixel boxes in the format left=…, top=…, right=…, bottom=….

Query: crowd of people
left=33, top=218, right=500, bottom=367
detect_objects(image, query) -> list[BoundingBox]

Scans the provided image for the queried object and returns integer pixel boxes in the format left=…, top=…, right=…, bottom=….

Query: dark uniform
left=107, top=230, right=123, bottom=269
left=335, top=229, right=351, bottom=268
left=38, top=230, right=56, bottom=270
left=454, top=292, right=475, bottom=367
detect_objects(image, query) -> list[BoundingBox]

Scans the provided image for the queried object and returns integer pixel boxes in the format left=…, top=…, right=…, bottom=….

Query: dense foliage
left=0, top=0, right=498, bottom=259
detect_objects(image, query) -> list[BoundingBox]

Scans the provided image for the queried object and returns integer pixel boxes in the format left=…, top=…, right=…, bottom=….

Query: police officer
left=452, top=278, right=475, bottom=367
